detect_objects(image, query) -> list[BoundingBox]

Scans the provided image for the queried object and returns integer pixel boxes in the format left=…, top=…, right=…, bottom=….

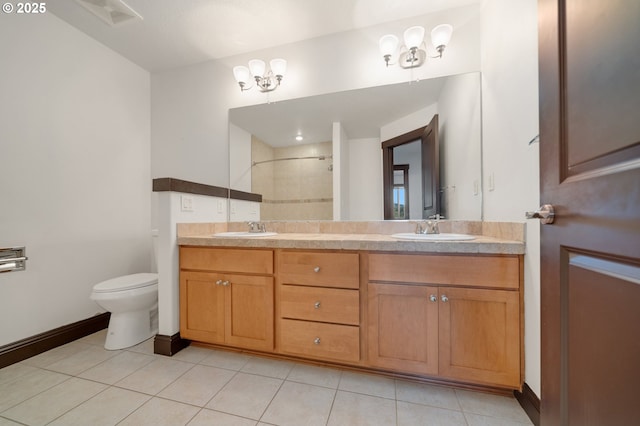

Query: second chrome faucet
left=415, top=214, right=445, bottom=235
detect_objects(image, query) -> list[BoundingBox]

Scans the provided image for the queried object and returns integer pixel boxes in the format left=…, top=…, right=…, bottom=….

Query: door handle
left=525, top=204, right=555, bottom=224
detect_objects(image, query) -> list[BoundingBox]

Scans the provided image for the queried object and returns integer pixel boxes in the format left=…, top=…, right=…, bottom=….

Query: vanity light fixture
left=233, top=58, right=287, bottom=92
left=295, top=134, right=304, bottom=142
left=379, top=24, right=453, bottom=69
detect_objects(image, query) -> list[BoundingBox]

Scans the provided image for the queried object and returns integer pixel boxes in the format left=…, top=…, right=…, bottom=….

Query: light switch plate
left=181, top=195, right=194, bottom=212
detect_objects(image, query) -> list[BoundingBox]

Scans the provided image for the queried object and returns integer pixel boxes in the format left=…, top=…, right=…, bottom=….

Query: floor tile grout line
left=0, top=368, right=75, bottom=415
left=325, top=387, right=338, bottom=426
left=256, top=373, right=287, bottom=424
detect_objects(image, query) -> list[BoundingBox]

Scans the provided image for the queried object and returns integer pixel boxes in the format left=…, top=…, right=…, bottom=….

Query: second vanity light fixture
left=379, top=24, right=453, bottom=68
left=233, top=58, right=287, bottom=92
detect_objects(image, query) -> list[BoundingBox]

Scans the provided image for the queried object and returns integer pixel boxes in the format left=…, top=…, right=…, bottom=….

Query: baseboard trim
left=515, top=382, right=540, bottom=426
left=0, top=313, right=110, bottom=369
left=154, top=333, right=190, bottom=356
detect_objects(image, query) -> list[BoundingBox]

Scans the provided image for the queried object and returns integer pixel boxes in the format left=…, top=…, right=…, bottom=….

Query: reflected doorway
left=382, top=114, right=440, bottom=220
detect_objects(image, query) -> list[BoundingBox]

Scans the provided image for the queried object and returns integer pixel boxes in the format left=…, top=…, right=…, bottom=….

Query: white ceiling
left=49, top=0, right=479, bottom=72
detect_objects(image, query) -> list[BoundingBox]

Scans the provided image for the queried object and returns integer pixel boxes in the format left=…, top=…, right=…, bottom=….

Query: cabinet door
left=180, top=271, right=225, bottom=344
left=225, top=274, right=274, bottom=351
left=367, top=283, right=439, bottom=375
left=438, top=287, right=520, bottom=388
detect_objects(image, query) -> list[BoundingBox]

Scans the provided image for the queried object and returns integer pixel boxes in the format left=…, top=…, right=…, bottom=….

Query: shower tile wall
left=252, top=136, right=333, bottom=220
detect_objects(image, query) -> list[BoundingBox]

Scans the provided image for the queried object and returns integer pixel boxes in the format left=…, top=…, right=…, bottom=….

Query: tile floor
left=0, top=330, right=533, bottom=426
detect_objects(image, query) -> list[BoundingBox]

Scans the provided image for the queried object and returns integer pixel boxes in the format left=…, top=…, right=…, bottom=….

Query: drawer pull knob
left=429, top=294, right=437, bottom=302
left=441, top=295, right=449, bottom=303
left=314, top=337, right=321, bottom=345
left=216, top=280, right=223, bottom=286
left=222, top=280, right=230, bottom=286
left=313, top=266, right=321, bottom=273
left=314, top=301, right=321, bottom=309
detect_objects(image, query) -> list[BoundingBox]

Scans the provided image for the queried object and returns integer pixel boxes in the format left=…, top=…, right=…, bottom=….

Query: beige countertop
left=177, top=232, right=525, bottom=255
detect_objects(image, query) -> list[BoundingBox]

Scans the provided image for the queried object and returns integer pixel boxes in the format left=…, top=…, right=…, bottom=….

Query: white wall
left=438, top=72, right=483, bottom=220
left=332, top=123, right=350, bottom=220
left=0, top=13, right=151, bottom=345
left=151, top=60, right=231, bottom=187
left=348, top=138, right=383, bottom=220
left=480, top=0, right=540, bottom=396
left=229, top=123, right=252, bottom=193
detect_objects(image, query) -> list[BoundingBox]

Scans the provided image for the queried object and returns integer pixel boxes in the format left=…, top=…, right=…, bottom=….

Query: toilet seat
left=92, top=273, right=158, bottom=293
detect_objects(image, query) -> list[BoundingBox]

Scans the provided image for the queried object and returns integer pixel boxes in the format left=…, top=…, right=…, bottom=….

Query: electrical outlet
left=217, top=199, right=224, bottom=214
left=181, top=195, right=194, bottom=212
left=473, top=180, right=479, bottom=195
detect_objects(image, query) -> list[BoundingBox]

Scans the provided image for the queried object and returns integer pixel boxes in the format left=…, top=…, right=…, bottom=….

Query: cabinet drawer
left=280, top=285, right=359, bottom=325
left=279, top=251, right=359, bottom=289
left=368, top=253, right=520, bottom=289
left=180, top=247, right=273, bottom=275
left=279, top=319, right=360, bottom=362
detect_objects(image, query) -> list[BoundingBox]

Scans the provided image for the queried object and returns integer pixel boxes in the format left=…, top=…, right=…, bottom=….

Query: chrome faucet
left=415, top=214, right=445, bottom=235
left=246, top=221, right=266, bottom=233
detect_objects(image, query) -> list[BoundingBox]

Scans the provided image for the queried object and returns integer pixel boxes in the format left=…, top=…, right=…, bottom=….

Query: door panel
left=179, top=272, right=225, bottom=343
left=367, top=283, right=439, bottom=375
left=539, top=0, right=640, bottom=424
left=226, top=274, right=274, bottom=351
left=438, top=287, right=520, bottom=388
left=566, top=252, right=640, bottom=426
left=564, top=0, right=640, bottom=170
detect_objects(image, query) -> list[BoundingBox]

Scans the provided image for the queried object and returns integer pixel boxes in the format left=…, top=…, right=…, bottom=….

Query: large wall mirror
left=229, top=71, right=482, bottom=221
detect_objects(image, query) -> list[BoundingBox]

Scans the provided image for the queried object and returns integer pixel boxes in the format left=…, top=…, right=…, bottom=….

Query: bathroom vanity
left=177, top=222, right=525, bottom=392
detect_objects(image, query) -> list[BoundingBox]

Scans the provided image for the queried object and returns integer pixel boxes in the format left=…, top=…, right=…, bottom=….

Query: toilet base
left=104, top=304, right=158, bottom=350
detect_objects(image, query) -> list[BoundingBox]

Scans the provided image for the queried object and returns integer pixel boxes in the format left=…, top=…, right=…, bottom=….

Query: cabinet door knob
left=314, top=337, right=321, bottom=345
left=314, top=301, right=321, bottom=309
left=313, top=266, right=321, bottom=273
left=441, top=295, right=449, bottom=303
left=429, top=294, right=437, bottom=302
left=215, top=280, right=223, bottom=286
left=222, top=280, right=230, bottom=286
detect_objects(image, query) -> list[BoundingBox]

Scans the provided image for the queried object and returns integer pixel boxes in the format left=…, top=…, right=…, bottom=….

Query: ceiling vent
left=75, top=0, right=143, bottom=26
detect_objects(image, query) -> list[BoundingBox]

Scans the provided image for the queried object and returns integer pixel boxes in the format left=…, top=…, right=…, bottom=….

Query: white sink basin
left=213, top=231, right=278, bottom=238
left=391, top=233, right=476, bottom=241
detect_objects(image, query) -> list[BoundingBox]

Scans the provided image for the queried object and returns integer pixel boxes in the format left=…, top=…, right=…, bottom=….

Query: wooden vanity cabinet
left=179, top=247, right=274, bottom=352
left=276, top=250, right=361, bottom=363
left=178, top=245, right=523, bottom=391
left=367, top=253, right=522, bottom=389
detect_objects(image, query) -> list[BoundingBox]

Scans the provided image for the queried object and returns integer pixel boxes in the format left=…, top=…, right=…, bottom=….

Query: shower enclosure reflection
left=251, top=138, right=333, bottom=220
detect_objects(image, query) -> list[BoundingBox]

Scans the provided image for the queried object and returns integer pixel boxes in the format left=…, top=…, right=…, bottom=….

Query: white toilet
left=90, top=232, right=159, bottom=350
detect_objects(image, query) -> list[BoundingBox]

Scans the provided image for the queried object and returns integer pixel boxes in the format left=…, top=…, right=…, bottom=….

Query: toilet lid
left=93, top=273, right=158, bottom=293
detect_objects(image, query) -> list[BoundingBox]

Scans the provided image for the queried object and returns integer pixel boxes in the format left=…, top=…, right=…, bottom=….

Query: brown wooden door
left=367, top=283, right=439, bottom=375
left=538, top=1, right=640, bottom=425
left=438, top=287, right=520, bottom=389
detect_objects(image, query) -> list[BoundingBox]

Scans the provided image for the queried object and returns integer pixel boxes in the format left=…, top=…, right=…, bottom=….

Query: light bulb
left=232, top=65, right=250, bottom=84
left=379, top=34, right=399, bottom=57
left=403, top=26, right=425, bottom=50
left=248, top=59, right=266, bottom=78
left=431, top=24, right=453, bottom=48
left=270, top=58, right=287, bottom=77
